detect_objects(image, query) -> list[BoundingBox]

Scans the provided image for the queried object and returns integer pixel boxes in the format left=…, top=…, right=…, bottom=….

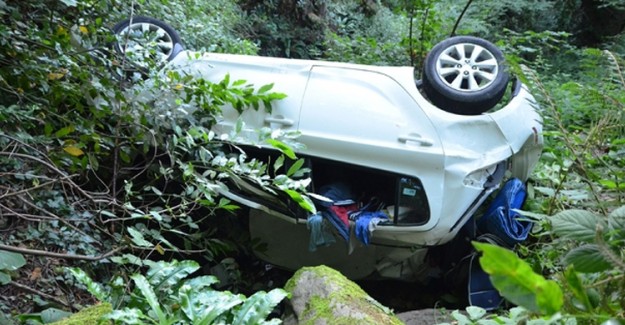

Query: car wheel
left=112, top=16, right=183, bottom=68
left=422, top=36, right=509, bottom=115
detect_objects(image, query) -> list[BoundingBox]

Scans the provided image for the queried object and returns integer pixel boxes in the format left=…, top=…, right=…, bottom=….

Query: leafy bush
left=322, top=0, right=445, bottom=69
left=69, top=259, right=287, bottom=324
left=468, top=206, right=625, bottom=323
left=123, top=0, right=258, bottom=54
left=0, top=0, right=307, bottom=318
left=322, top=2, right=413, bottom=66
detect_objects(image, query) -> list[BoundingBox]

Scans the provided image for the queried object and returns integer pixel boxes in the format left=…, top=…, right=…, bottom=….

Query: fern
left=67, top=260, right=287, bottom=324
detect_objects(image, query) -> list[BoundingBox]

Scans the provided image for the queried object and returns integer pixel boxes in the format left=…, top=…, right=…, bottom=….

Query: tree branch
left=451, top=0, right=473, bottom=37
left=0, top=244, right=124, bottom=261
left=10, top=281, right=72, bottom=309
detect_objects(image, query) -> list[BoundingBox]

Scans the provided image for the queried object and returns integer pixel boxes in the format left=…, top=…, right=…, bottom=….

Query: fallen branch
left=10, top=281, right=73, bottom=309
left=0, top=244, right=124, bottom=261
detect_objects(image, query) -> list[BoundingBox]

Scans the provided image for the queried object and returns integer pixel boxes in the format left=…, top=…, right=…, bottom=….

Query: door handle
left=264, top=116, right=294, bottom=126
left=398, top=134, right=433, bottom=147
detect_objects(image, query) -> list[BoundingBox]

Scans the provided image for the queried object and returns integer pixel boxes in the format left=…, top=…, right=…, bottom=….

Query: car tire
left=112, top=16, right=183, bottom=66
left=422, top=36, right=509, bottom=115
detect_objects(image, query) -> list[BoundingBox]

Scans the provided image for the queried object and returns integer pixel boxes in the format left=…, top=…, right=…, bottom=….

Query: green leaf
left=257, top=83, right=274, bottom=94
left=450, top=310, right=472, bottom=324
left=286, top=158, right=305, bottom=177
left=273, top=155, right=284, bottom=173
left=67, top=268, right=109, bottom=302
left=283, top=190, right=316, bottom=213
left=465, top=306, right=487, bottom=320
left=110, top=254, right=143, bottom=266
left=235, top=117, right=244, bottom=134
left=608, top=206, right=625, bottom=235
left=44, top=123, right=53, bottom=136
left=106, top=308, right=148, bottom=324
left=222, top=73, right=231, bottom=86
left=0, top=250, right=26, bottom=271
left=266, top=139, right=296, bottom=160
left=232, top=289, right=287, bottom=325
left=564, top=244, right=612, bottom=273
left=599, top=179, right=625, bottom=190
left=550, top=209, right=602, bottom=242
left=0, top=271, right=10, bottom=285
left=183, top=275, right=219, bottom=290
left=474, top=242, right=563, bottom=316
left=40, top=308, right=73, bottom=323
left=132, top=274, right=168, bottom=324
left=149, top=210, right=163, bottom=222
left=55, top=125, right=74, bottom=138
left=563, top=266, right=593, bottom=311
left=144, top=260, right=199, bottom=292
left=126, top=227, right=152, bottom=247
left=268, top=92, right=287, bottom=100
left=179, top=285, right=243, bottom=324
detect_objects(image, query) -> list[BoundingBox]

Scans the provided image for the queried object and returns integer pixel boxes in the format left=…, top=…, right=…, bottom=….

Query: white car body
left=113, top=17, right=543, bottom=281
left=163, top=51, right=543, bottom=280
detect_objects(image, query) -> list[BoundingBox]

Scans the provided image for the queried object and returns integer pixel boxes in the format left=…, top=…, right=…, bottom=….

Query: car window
left=394, top=176, right=429, bottom=225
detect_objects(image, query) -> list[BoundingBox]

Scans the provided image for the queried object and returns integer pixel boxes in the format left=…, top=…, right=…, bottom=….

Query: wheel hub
left=435, top=43, right=499, bottom=92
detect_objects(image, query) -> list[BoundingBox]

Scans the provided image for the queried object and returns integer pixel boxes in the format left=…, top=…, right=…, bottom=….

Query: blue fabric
left=307, top=213, right=336, bottom=251
left=323, top=210, right=350, bottom=242
left=468, top=253, right=503, bottom=310
left=477, top=178, right=531, bottom=247
left=354, top=211, right=389, bottom=245
left=314, top=182, right=358, bottom=242
left=317, top=182, right=356, bottom=207
left=469, top=179, right=530, bottom=310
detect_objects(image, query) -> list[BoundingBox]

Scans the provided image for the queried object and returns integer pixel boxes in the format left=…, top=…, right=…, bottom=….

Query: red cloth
left=328, top=204, right=358, bottom=226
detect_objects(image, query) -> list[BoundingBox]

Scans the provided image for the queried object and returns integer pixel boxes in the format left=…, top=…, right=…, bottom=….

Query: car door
left=194, top=54, right=310, bottom=141
left=184, top=54, right=313, bottom=216
left=297, top=66, right=445, bottom=229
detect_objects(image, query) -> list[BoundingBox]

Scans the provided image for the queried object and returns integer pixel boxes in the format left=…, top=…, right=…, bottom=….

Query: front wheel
left=422, top=36, right=509, bottom=115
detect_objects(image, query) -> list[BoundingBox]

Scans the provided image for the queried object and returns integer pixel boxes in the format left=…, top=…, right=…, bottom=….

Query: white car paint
left=164, top=50, right=543, bottom=280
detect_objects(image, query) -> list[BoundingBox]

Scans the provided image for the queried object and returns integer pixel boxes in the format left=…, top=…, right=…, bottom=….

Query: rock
left=283, top=265, right=403, bottom=325
left=396, top=308, right=456, bottom=325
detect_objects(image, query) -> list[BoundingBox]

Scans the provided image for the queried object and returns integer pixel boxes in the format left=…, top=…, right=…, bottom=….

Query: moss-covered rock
left=50, top=303, right=112, bottom=325
left=284, top=265, right=403, bottom=325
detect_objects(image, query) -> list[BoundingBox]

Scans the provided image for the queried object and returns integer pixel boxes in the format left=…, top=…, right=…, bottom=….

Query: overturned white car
left=114, top=17, right=543, bottom=282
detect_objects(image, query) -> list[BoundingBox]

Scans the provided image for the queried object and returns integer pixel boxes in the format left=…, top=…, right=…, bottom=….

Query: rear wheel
left=112, top=16, right=183, bottom=70
left=422, top=36, right=509, bottom=115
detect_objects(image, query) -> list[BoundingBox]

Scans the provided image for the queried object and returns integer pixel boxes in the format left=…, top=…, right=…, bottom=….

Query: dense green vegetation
left=1, top=0, right=625, bottom=323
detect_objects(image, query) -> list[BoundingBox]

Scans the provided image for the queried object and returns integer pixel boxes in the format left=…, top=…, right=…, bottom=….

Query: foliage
left=322, top=1, right=415, bottom=66
left=502, top=31, right=625, bottom=215
left=473, top=207, right=625, bottom=323
left=548, top=207, right=625, bottom=320
left=0, top=251, right=26, bottom=285
left=236, top=0, right=331, bottom=58
left=317, top=0, right=446, bottom=70
left=17, top=308, right=73, bottom=324
left=440, top=306, right=571, bottom=325
left=1, top=0, right=625, bottom=323
left=69, top=260, right=288, bottom=324
left=452, top=0, right=565, bottom=38
left=126, top=0, right=258, bottom=54
left=474, top=242, right=563, bottom=316
left=0, top=0, right=308, bottom=319
left=424, top=13, right=625, bottom=322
